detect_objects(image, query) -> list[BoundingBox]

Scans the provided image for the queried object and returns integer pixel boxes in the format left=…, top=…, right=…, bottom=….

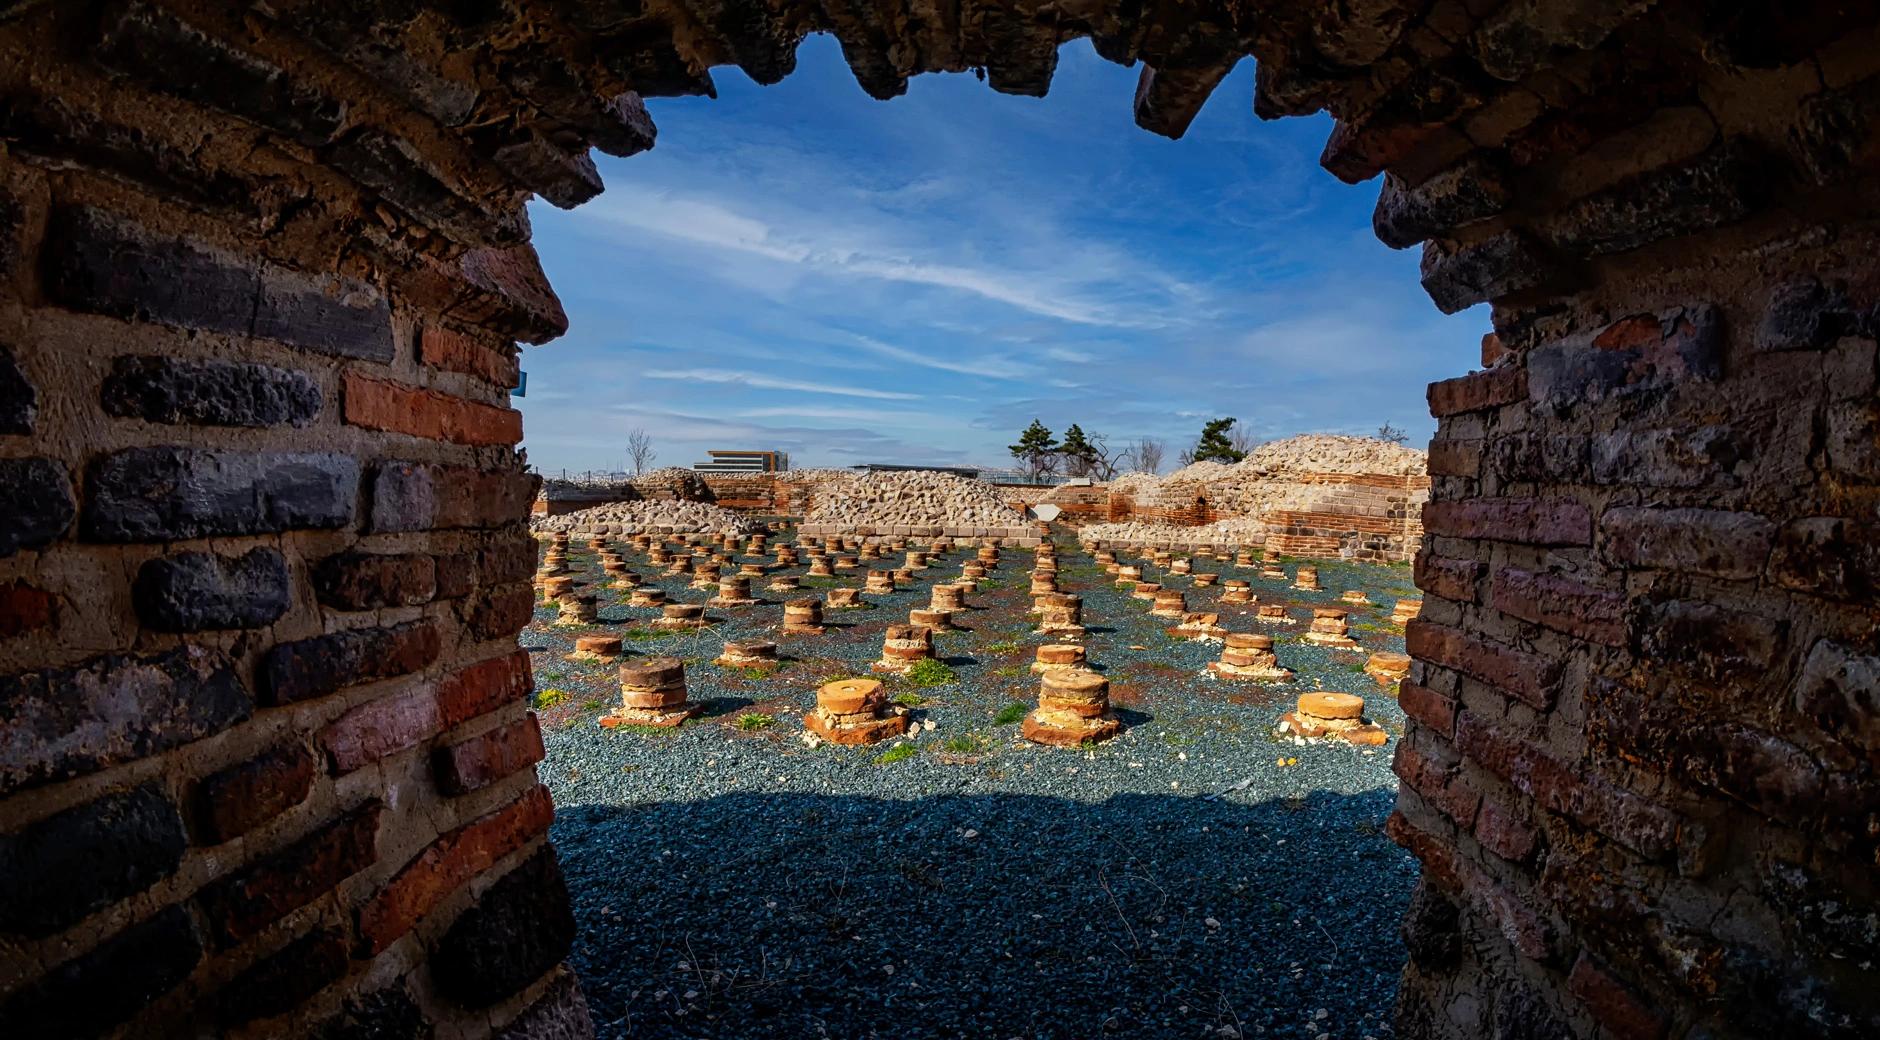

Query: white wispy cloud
left=641, top=367, right=918, bottom=400
left=846, top=334, right=1032, bottom=379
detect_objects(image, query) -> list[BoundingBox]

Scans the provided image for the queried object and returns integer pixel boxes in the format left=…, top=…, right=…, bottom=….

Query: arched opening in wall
left=517, top=34, right=1474, bottom=1038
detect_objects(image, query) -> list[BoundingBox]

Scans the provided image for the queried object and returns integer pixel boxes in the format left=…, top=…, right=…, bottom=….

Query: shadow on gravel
left=554, top=788, right=1413, bottom=1040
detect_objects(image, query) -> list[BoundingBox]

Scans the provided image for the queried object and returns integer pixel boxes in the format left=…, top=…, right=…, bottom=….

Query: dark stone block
left=430, top=847, right=576, bottom=1007
left=328, top=130, right=526, bottom=248
left=43, top=205, right=262, bottom=336
left=133, top=548, right=292, bottom=632
left=0, top=783, right=187, bottom=937
left=1543, top=142, right=1765, bottom=258
left=312, top=981, right=433, bottom=1040
left=314, top=551, right=438, bottom=610
left=1528, top=305, right=1723, bottom=410
left=253, top=268, right=395, bottom=362
left=0, top=646, right=251, bottom=794
left=490, top=134, right=605, bottom=209
left=0, top=184, right=19, bottom=279
left=495, top=971, right=593, bottom=1040
left=218, top=927, right=351, bottom=1025
left=102, top=356, right=323, bottom=427
left=195, top=742, right=317, bottom=844
left=1399, top=878, right=1461, bottom=970
left=84, top=446, right=358, bottom=542
left=1419, top=231, right=1563, bottom=314
left=0, top=344, right=35, bottom=433
left=197, top=801, right=382, bottom=946
left=0, top=904, right=202, bottom=1038
left=1374, top=158, right=1509, bottom=249
left=0, top=456, right=73, bottom=556
left=1756, top=278, right=1860, bottom=352
left=262, top=620, right=441, bottom=706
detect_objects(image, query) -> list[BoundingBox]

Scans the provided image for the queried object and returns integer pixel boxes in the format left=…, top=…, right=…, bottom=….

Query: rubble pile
left=799, top=470, right=1033, bottom=540
left=1131, top=435, right=1426, bottom=515
left=1077, top=516, right=1270, bottom=549
left=531, top=498, right=762, bottom=536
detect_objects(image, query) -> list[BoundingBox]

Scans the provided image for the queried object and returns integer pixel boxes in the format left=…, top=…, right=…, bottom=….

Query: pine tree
left=1009, top=420, right=1059, bottom=480
left=1059, top=423, right=1095, bottom=476
left=1192, top=417, right=1246, bottom=463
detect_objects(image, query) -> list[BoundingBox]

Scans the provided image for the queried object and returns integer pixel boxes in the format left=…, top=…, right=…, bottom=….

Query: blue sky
left=519, top=36, right=1484, bottom=476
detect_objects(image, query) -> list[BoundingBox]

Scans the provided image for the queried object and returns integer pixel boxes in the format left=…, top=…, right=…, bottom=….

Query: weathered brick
left=1489, top=431, right=1590, bottom=483
left=101, top=356, right=322, bottom=428
left=1474, top=797, right=1538, bottom=863
left=491, top=132, right=605, bottom=209
left=1420, top=231, right=1562, bottom=314
left=0, top=343, right=35, bottom=433
left=1756, top=278, right=1862, bottom=352
left=357, top=784, right=555, bottom=953
left=437, top=651, right=534, bottom=727
left=1374, top=158, right=1509, bottom=249
left=328, top=130, right=526, bottom=248
left=1386, top=811, right=1552, bottom=961
left=431, top=847, right=576, bottom=1006
left=495, top=970, right=594, bottom=1040
left=1426, top=438, right=1482, bottom=477
left=217, top=927, right=351, bottom=1026
left=197, top=801, right=382, bottom=946
left=0, top=456, right=75, bottom=557
left=0, top=904, right=202, bottom=1038
left=84, top=447, right=358, bottom=542
left=481, top=531, right=537, bottom=584
left=262, top=620, right=441, bottom=707
left=1398, top=680, right=1458, bottom=739
left=1393, top=740, right=1482, bottom=829
left=0, top=580, right=57, bottom=639
left=1591, top=425, right=1744, bottom=488
left=1601, top=506, right=1774, bottom=579
left=1409, top=619, right=1561, bottom=710
left=0, top=646, right=250, bottom=794
left=1542, top=143, right=1763, bottom=258
left=1480, top=331, right=1507, bottom=367
left=310, top=982, right=429, bottom=1040
left=132, top=548, right=292, bottom=632
left=314, top=551, right=438, bottom=610
left=42, top=206, right=395, bottom=361
left=195, top=742, right=317, bottom=844
left=1414, top=553, right=1483, bottom=603
left=1491, top=566, right=1625, bottom=646
left=1428, top=367, right=1528, bottom=418
left=321, top=686, right=444, bottom=775
left=1398, top=880, right=1462, bottom=970
left=435, top=714, right=545, bottom=795
left=421, top=325, right=519, bottom=387
left=343, top=372, right=523, bottom=446
left=1794, top=639, right=1880, bottom=756
left=1825, top=400, right=1880, bottom=481
left=450, top=245, right=569, bottom=344
left=1768, top=517, right=1880, bottom=601
left=1457, top=712, right=1679, bottom=858
left=1528, top=305, right=1722, bottom=408
left=97, top=2, right=345, bottom=144
left=465, top=582, right=537, bottom=642
left=1635, top=599, right=1781, bottom=687
left=367, top=461, right=537, bottom=533
left=1567, top=952, right=1668, bottom=1040
left=433, top=552, right=476, bottom=599
left=1422, top=497, right=1592, bottom=546
left=0, top=783, right=186, bottom=937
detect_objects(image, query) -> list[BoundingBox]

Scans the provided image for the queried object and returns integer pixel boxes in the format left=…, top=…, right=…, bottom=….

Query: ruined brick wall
left=0, top=4, right=585, bottom=1037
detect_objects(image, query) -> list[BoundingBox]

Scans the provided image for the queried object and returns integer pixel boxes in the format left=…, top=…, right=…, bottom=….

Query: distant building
left=691, top=449, right=786, bottom=473
left=852, top=463, right=981, bottom=479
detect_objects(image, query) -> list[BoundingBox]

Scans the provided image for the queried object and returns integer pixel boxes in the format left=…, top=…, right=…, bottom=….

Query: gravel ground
left=532, top=529, right=1420, bottom=1039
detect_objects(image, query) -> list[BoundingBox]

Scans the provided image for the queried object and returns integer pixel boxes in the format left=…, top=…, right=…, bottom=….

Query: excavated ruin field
left=529, top=529, right=1419, bottom=1039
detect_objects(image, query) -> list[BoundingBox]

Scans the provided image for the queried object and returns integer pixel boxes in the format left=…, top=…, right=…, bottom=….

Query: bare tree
left=627, top=428, right=656, bottom=476
left=1228, top=425, right=1261, bottom=456
left=1177, top=446, right=1196, bottom=467
left=1376, top=423, right=1409, bottom=445
left=1085, top=433, right=1132, bottom=480
left=1132, top=437, right=1164, bottom=474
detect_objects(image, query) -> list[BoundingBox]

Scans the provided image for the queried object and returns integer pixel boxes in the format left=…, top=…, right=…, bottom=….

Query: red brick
left=198, top=802, right=382, bottom=946
left=1406, top=620, right=1561, bottom=710
left=1426, top=438, right=1482, bottom=477
left=1490, top=566, right=1626, bottom=646
left=434, top=713, right=544, bottom=795
left=420, top=325, right=518, bottom=387
left=1601, top=506, right=1774, bottom=579
left=313, top=551, right=437, bottom=610
left=1456, top=712, right=1679, bottom=859
left=1427, top=366, right=1527, bottom=417
left=1481, top=331, right=1507, bottom=367
left=453, top=244, right=568, bottom=345
left=0, top=580, right=57, bottom=638
left=1474, top=796, right=1539, bottom=863
left=195, top=743, right=316, bottom=843
left=1387, top=811, right=1552, bottom=961
left=344, top=372, right=522, bottom=447
left=1399, top=680, right=1458, bottom=738
left=465, top=582, right=536, bottom=641
left=1414, top=553, right=1483, bottom=603
left=320, top=686, right=444, bottom=775
left=367, top=461, right=539, bottom=534
left=438, top=650, right=533, bottom=728
left=1567, top=952, right=1668, bottom=1040
left=1422, top=497, right=1592, bottom=546
left=357, top=784, right=555, bottom=953
left=1393, top=741, right=1482, bottom=829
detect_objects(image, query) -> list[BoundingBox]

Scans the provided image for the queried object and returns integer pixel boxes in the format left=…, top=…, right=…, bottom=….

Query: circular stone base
left=1021, top=710, right=1122, bottom=747
left=1302, top=633, right=1360, bottom=647
left=804, top=710, right=910, bottom=745
left=600, top=705, right=700, bottom=729
left=781, top=624, right=826, bottom=635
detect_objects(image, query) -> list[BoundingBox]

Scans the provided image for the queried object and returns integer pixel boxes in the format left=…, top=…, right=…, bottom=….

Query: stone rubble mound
left=798, top=470, right=1032, bottom=538
left=531, top=498, right=761, bottom=536
left=1078, top=516, right=1271, bottom=549
left=1135, top=435, right=1426, bottom=514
